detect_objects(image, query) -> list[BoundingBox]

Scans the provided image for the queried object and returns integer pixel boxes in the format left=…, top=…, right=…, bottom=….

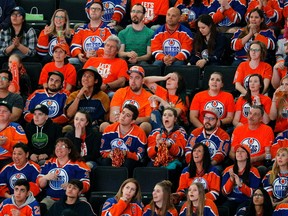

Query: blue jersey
left=102, top=0, right=127, bottom=23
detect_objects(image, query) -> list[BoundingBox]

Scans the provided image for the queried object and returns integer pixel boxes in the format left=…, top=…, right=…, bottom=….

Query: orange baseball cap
left=53, top=43, right=70, bottom=55
left=127, top=66, right=145, bottom=77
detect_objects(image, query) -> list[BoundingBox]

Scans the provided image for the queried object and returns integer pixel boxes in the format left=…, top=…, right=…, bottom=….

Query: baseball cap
left=0, top=101, right=12, bottom=112
left=68, top=179, right=83, bottom=191
left=234, top=144, right=251, bottom=155
left=127, top=66, right=145, bottom=77
left=11, top=6, right=26, bottom=18
left=32, top=104, right=49, bottom=115
left=78, top=66, right=102, bottom=84
left=202, top=107, right=219, bottom=119
left=53, top=43, right=70, bottom=55
left=48, top=71, right=64, bottom=83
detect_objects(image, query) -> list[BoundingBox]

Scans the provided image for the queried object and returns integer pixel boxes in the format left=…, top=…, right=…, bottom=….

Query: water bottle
left=265, top=146, right=272, bottom=168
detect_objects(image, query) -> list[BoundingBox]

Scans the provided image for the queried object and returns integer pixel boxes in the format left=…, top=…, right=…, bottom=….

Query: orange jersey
left=275, top=66, right=288, bottom=81
left=272, top=98, right=288, bottom=133
left=179, top=199, right=219, bottom=216
left=111, top=87, right=152, bottom=118
left=271, top=130, right=288, bottom=159
left=231, top=123, right=274, bottom=166
left=233, top=61, right=272, bottom=87
left=175, top=0, right=211, bottom=7
left=189, top=90, right=235, bottom=122
left=0, top=123, right=28, bottom=160
left=131, top=0, right=169, bottom=25
left=235, top=95, right=272, bottom=125
left=143, top=204, right=178, bottom=216
left=84, top=57, right=129, bottom=84
left=38, top=62, right=77, bottom=88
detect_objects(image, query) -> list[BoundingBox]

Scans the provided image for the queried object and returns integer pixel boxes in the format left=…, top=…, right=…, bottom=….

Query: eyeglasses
left=11, top=13, right=22, bottom=17
left=250, top=48, right=261, bottom=52
left=203, top=116, right=216, bottom=121
left=0, top=76, right=9, bottom=81
left=90, top=7, right=102, bottom=11
left=55, top=15, right=65, bottom=20
left=131, top=10, right=144, bottom=14
left=55, top=144, right=68, bottom=149
left=253, top=193, right=264, bottom=197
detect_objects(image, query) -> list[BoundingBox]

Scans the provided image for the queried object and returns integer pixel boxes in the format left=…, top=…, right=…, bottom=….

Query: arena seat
left=142, top=65, right=162, bottom=77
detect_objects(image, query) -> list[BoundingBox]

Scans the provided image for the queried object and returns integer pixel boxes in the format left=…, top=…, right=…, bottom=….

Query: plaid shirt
left=0, top=26, right=37, bottom=57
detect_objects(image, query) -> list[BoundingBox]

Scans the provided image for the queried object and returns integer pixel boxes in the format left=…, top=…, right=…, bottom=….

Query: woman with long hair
left=222, top=145, right=261, bottom=215
left=234, top=40, right=272, bottom=95
left=144, top=72, right=188, bottom=128
left=179, top=182, right=219, bottom=216
left=143, top=180, right=178, bottom=216
left=101, top=178, right=143, bottom=216
left=270, top=75, right=288, bottom=133
left=233, top=74, right=271, bottom=127
left=37, top=9, right=73, bottom=64
left=171, top=143, right=220, bottom=204
left=236, top=187, right=273, bottom=216
left=65, top=110, right=102, bottom=169
left=263, top=147, right=288, bottom=207
left=231, top=8, right=276, bottom=66
left=190, top=14, right=225, bottom=68
left=189, top=71, right=234, bottom=129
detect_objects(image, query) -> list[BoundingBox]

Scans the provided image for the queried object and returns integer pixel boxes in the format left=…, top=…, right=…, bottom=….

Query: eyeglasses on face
left=131, top=10, right=143, bottom=14
left=11, top=13, right=22, bottom=17
left=90, top=7, right=102, bottom=12
left=0, top=76, right=9, bottom=81
left=203, top=116, right=216, bottom=121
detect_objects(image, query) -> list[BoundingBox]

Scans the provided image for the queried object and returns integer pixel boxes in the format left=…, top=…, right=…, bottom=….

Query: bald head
left=166, top=7, right=181, bottom=28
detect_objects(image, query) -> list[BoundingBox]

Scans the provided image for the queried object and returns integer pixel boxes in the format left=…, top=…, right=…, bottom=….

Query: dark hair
left=14, top=179, right=30, bottom=191
left=247, top=41, right=267, bottom=61
left=132, top=3, right=146, bottom=14
left=163, top=107, right=177, bottom=118
left=74, top=110, right=92, bottom=128
left=183, top=0, right=202, bottom=6
left=52, top=137, right=83, bottom=162
left=245, top=188, right=273, bottom=216
left=91, top=2, right=104, bottom=11
left=194, top=14, right=217, bottom=56
left=123, top=104, right=139, bottom=120
left=243, top=74, right=264, bottom=105
left=188, top=143, right=211, bottom=178
left=251, top=104, right=264, bottom=116
left=13, top=142, right=29, bottom=153
left=0, top=69, right=13, bottom=81
left=174, top=72, right=187, bottom=106
left=233, top=146, right=251, bottom=186
left=68, top=179, right=83, bottom=191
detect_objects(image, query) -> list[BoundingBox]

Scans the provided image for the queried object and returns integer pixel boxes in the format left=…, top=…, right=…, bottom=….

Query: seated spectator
left=0, top=6, right=37, bottom=67
left=38, top=43, right=77, bottom=92
left=37, top=9, right=74, bottom=64
left=175, top=0, right=209, bottom=30
left=118, top=3, right=154, bottom=65
left=7, top=54, right=31, bottom=100
left=0, top=179, right=40, bottom=216
left=222, top=144, right=261, bottom=216
left=189, top=71, right=235, bottom=129
left=0, top=0, right=16, bottom=31
left=36, top=137, right=90, bottom=210
left=233, top=41, right=272, bottom=95
left=233, top=74, right=271, bottom=127
left=236, top=187, right=273, bottom=216
left=171, top=143, right=221, bottom=204
left=186, top=107, right=230, bottom=172
left=207, top=0, right=246, bottom=33
left=147, top=108, right=186, bottom=171
left=65, top=110, right=102, bottom=169
left=271, top=129, right=288, bottom=159
left=230, top=105, right=274, bottom=167
left=65, top=66, right=110, bottom=128
left=0, top=69, right=24, bottom=122
left=0, top=101, right=27, bottom=170
left=25, top=104, right=62, bottom=165
left=84, top=35, right=128, bottom=95
left=231, top=8, right=276, bottom=66
left=100, top=104, right=147, bottom=176
left=143, top=72, right=188, bottom=129
left=143, top=180, right=178, bottom=216
left=0, top=143, right=40, bottom=199
left=70, top=1, right=114, bottom=65
left=179, top=182, right=219, bottom=216
left=46, top=179, right=96, bottom=216
left=101, top=178, right=143, bottom=215
left=102, top=65, right=152, bottom=135
left=263, top=147, right=288, bottom=207
left=151, top=7, right=193, bottom=70
left=270, top=75, right=288, bottom=133
left=273, top=203, right=288, bottom=215
left=190, top=14, right=226, bottom=68
left=24, top=71, right=70, bottom=125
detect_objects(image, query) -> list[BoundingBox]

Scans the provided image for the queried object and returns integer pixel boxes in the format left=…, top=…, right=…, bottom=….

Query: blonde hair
left=49, top=9, right=72, bottom=38
left=115, top=178, right=142, bottom=203
left=186, top=183, right=205, bottom=216
left=270, top=147, right=288, bottom=184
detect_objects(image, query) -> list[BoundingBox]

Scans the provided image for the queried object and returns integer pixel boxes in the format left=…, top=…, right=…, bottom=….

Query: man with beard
left=101, top=65, right=152, bottom=135
left=118, top=3, right=154, bottom=65
left=185, top=107, right=230, bottom=171
left=24, top=71, right=70, bottom=125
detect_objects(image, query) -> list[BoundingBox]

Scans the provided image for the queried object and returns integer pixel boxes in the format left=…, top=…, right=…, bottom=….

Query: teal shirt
left=118, top=25, right=154, bottom=57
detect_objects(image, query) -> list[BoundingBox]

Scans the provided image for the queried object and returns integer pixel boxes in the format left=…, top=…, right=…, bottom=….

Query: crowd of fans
left=0, top=0, right=288, bottom=215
